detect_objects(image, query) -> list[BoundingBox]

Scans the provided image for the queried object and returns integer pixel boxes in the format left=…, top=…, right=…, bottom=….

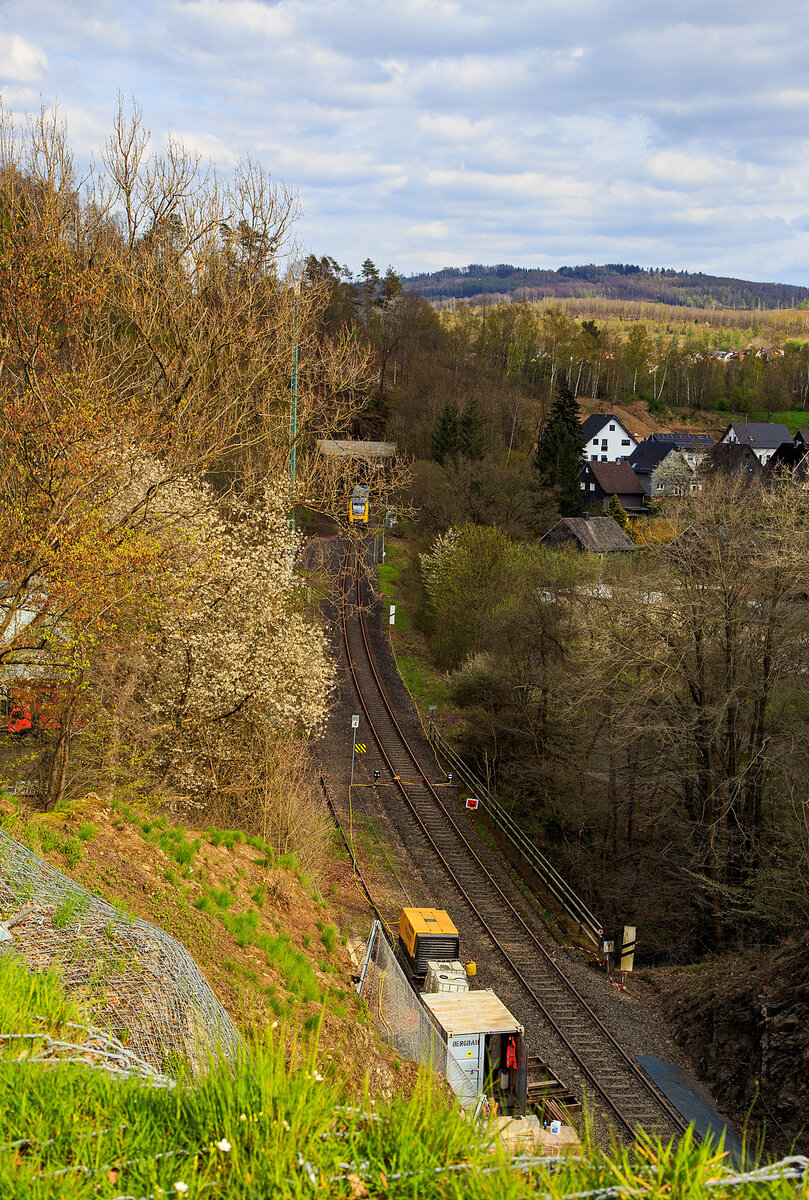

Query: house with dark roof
left=764, top=441, right=809, bottom=485
left=702, top=442, right=764, bottom=480
left=580, top=414, right=637, bottom=462
left=720, top=422, right=793, bottom=465
left=629, top=441, right=695, bottom=499
left=579, top=460, right=646, bottom=512
left=645, top=430, right=714, bottom=469
left=541, top=516, right=635, bottom=554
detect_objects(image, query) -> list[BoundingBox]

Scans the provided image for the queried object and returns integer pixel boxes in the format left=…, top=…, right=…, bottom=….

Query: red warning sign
left=465, top=797, right=479, bottom=810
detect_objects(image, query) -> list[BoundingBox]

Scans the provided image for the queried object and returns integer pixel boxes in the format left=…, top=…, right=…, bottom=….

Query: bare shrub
left=203, top=732, right=332, bottom=885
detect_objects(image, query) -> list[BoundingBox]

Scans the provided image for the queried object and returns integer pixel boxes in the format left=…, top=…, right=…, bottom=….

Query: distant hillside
left=403, top=263, right=809, bottom=311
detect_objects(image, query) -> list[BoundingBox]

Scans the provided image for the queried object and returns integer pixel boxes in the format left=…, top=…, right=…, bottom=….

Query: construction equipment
left=397, top=908, right=460, bottom=984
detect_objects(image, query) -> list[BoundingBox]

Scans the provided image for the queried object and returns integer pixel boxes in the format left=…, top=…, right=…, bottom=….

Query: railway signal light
left=374, top=770, right=380, bottom=781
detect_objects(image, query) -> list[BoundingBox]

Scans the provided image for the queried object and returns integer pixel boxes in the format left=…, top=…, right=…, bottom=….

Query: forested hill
left=403, top=263, right=809, bottom=310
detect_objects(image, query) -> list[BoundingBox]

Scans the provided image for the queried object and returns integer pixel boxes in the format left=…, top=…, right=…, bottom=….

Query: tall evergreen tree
left=458, top=399, right=487, bottom=461
left=607, top=493, right=629, bottom=530
left=534, top=376, right=584, bottom=517
left=431, top=401, right=460, bottom=465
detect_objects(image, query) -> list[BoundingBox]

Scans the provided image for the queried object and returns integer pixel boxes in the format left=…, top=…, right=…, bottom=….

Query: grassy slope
left=0, top=790, right=410, bottom=1099
left=377, top=536, right=451, bottom=719
left=0, top=952, right=789, bottom=1199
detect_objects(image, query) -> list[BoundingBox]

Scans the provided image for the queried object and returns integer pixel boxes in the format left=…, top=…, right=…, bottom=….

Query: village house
left=644, top=431, right=715, bottom=470
left=720, top=422, right=792, bottom=465
left=764, top=441, right=809, bottom=485
left=579, top=414, right=637, bottom=462
left=579, top=460, right=646, bottom=512
left=629, top=441, right=696, bottom=498
left=541, top=516, right=635, bottom=554
left=702, top=441, right=764, bottom=481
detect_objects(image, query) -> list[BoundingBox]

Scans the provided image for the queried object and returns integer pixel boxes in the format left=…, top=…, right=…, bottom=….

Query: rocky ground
left=640, top=942, right=809, bottom=1155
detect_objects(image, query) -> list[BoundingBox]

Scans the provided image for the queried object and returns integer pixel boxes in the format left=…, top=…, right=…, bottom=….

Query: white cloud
left=647, top=150, right=737, bottom=188
left=0, top=34, right=48, bottom=82
left=171, top=130, right=238, bottom=165
left=1, top=0, right=809, bottom=281
left=407, top=220, right=450, bottom=239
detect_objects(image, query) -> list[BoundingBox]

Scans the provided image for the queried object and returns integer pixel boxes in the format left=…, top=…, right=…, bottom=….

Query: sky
left=2, top=0, right=809, bottom=284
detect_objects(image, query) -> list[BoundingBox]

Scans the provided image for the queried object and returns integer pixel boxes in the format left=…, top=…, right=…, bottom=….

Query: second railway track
left=338, top=535, right=688, bottom=1141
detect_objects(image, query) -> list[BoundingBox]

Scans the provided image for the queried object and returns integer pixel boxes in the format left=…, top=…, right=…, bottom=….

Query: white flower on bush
left=216, top=1138, right=231, bottom=1152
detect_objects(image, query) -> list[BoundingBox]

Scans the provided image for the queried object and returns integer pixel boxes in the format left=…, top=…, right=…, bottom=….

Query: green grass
left=319, top=924, right=338, bottom=954
left=77, top=821, right=98, bottom=842
left=38, top=828, right=60, bottom=853
left=397, top=651, right=449, bottom=710
left=0, top=953, right=792, bottom=1199
left=256, top=929, right=322, bottom=1003
left=196, top=886, right=235, bottom=914
left=156, top=826, right=201, bottom=868
left=207, top=828, right=246, bottom=849
left=52, top=891, right=88, bottom=930
left=59, top=836, right=83, bottom=867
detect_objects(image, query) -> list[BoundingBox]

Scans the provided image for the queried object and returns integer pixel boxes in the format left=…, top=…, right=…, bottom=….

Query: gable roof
left=629, top=440, right=674, bottom=474
left=579, top=413, right=634, bottom=443
left=704, top=442, right=763, bottom=475
left=585, top=460, right=645, bottom=494
left=648, top=431, right=715, bottom=448
left=765, top=443, right=809, bottom=479
left=723, top=422, right=792, bottom=450
left=542, top=516, right=635, bottom=553
left=316, top=439, right=396, bottom=460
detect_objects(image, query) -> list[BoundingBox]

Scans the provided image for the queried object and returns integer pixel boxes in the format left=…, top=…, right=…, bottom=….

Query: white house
left=580, top=414, right=638, bottom=463
left=720, top=422, right=793, bottom=466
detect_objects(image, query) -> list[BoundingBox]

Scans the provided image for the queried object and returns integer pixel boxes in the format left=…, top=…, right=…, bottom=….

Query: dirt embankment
left=577, top=397, right=725, bottom=442
left=0, top=792, right=416, bottom=1102
left=640, top=940, right=809, bottom=1154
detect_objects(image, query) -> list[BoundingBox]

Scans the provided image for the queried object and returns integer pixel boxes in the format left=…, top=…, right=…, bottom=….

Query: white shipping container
left=447, top=1032, right=483, bottom=1097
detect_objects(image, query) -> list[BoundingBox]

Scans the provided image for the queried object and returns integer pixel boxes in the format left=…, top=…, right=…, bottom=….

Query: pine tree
left=607, top=493, right=629, bottom=530
left=534, top=377, right=584, bottom=517
left=431, top=401, right=460, bottom=465
left=458, top=400, right=487, bottom=461
left=607, top=494, right=639, bottom=542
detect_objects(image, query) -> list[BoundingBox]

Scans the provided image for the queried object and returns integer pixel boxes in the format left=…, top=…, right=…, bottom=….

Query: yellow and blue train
left=348, top=484, right=370, bottom=525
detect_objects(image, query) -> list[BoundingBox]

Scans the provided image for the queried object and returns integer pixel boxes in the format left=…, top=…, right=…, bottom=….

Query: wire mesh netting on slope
left=358, top=928, right=480, bottom=1109
left=0, top=830, right=243, bottom=1079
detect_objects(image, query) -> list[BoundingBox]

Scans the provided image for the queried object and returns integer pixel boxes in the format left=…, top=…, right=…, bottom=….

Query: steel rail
left=339, top=538, right=688, bottom=1140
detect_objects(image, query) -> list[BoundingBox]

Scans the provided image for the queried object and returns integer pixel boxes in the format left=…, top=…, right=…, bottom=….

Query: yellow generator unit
left=398, top=908, right=460, bottom=982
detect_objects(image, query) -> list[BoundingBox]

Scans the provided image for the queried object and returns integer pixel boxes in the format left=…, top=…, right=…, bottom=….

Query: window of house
left=592, top=438, right=598, bottom=445
left=657, top=483, right=664, bottom=491
left=590, top=454, right=598, bottom=461
left=601, top=455, right=608, bottom=462
left=621, top=438, right=630, bottom=446
left=609, top=424, right=615, bottom=431
left=601, top=439, right=608, bottom=448
left=580, top=481, right=585, bottom=489
left=589, top=483, right=595, bottom=491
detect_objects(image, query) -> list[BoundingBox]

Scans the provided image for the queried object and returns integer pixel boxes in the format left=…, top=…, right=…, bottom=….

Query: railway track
left=339, top=535, right=689, bottom=1141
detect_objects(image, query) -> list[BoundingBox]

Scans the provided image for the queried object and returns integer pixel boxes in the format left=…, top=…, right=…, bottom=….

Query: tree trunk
left=44, top=724, right=71, bottom=811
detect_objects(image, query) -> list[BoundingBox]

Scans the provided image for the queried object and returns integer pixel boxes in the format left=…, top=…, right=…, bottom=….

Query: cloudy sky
left=2, top=0, right=809, bottom=283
